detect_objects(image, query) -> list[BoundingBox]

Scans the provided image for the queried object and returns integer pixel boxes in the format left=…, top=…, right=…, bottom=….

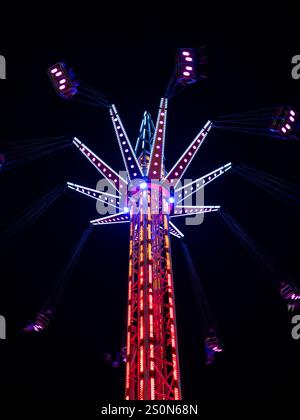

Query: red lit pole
left=125, top=182, right=181, bottom=400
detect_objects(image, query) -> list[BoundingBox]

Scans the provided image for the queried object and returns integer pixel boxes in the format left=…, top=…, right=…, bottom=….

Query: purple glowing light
left=185, top=57, right=193, bottom=62
left=182, top=51, right=190, bottom=56
left=289, top=116, right=295, bottom=122
left=281, top=127, right=287, bottom=133
left=290, top=110, right=295, bottom=116
left=51, top=68, right=58, bottom=74
left=59, top=85, right=66, bottom=90
left=59, top=79, right=66, bottom=84
left=285, top=123, right=291, bottom=130
left=183, top=71, right=190, bottom=76
left=56, top=71, right=62, bottom=77
left=185, top=66, right=193, bottom=71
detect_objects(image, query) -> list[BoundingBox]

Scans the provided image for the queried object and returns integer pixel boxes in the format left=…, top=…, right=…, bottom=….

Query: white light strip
left=110, top=105, right=143, bottom=181
left=67, top=182, right=118, bottom=198
left=73, top=137, right=127, bottom=193
left=147, top=98, right=168, bottom=179
left=90, top=211, right=130, bottom=225
left=163, top=121, right=212, bottom=188
left=171, top=205, right=220, bottom=218
left=67, top=182, right=120, bottom=209
left=176, top=162, right=232, bottom=204
left=169, top=220, right=184, bottom=238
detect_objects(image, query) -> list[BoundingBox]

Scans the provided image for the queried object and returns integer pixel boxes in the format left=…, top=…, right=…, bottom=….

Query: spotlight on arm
left=140, top=181, right=148, bottom=190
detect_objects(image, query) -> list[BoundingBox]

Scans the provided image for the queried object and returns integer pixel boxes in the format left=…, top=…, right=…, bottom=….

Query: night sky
left=0, top=3, right=299, bottom=406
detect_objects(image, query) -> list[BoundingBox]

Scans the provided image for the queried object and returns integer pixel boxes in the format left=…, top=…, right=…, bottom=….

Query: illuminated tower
left=67, top=97, right=230, bottom=400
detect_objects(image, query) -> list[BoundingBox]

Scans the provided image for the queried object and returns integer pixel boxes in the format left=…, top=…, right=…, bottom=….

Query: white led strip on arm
left=110, top=105, right=143, bottom=181
left=176, top=162, right=231, bottom=204
left=90, top=212, right=130, bottom=225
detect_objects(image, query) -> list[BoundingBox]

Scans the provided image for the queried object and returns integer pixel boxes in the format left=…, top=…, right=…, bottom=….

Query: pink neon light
left=149, top=314, right=154, bottom=338
left=51, top=68, right=58, bottom=74
left=140, top=299, right=143, bottom=312
left=140, top=316, right=144, bottom=340
left=174, top=387, right=180, bottom=400
left=149, top=294, right=153, bottom=311
left=183, top=71, right=190, bottom=76
left=56, top=71, right=62, bottom=77
left=149, top=265, right=152, bottom=284
left=289, top=116, right=295, bottom=122
left=185, top=57, right=193, bottom=62
left=182, top=51, right=190, bottom=56
left=285, top=123, right=291, bottom=130
left=139, top=378, right=144, bottom=400
left=281, top=127, right=287, bottom=133
left=59, top=85, right=66, bottom=90
left=290, top=110, right=295, bottom=116
left=185, top=66, right=193, bottom=71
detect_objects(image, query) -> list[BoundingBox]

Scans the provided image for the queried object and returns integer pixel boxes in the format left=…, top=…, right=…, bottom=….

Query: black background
left=0, top=1, right=299, bottom=406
